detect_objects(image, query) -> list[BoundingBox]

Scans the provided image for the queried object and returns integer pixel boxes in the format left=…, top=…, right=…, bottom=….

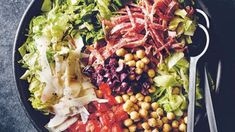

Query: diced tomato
left=69, top=103, right=128, bottom=132
left=104, top=95, right=117, bottom=105
left=89, top=113, right=97, bottom=120
left=111, top=124, right=122, bottom=132
left=113, top=105, right=129, bottom=121
left=68, top=121, right=86, bottom=132
left=99, top=111, right=115, bottom=127
left=99, top=83, right=111, bottom=96
left=86, top=120, right=101, bottom=132
left=96, top=103, right=109, bottom=112
left=100, top=126, right=110, bottom=132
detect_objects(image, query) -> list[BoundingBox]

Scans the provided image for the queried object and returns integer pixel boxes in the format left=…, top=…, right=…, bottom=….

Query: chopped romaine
left=153, top=52, right=202, bottom=115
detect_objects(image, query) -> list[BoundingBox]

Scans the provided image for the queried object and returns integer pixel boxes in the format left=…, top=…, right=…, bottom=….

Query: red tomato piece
left=96, top=103, right=109, bottom=112
left=111, top=124, right=122, bottom=132
left=99, top=111, right=115, bottom=127
left=68, top=121, right=86, bottom=132
left=86, top=120, right=101, bottom=132
left=99, top=83, right=111, bottom=96
left=89, top=113, right=97, bottom=120
left=104, top=95, right=117, bottom=105
left=113, top=105, right=128, bottom=121
left=100, top=126, right=110, bottom=132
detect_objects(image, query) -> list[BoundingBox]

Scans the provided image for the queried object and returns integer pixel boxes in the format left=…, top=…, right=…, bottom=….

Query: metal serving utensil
left=187, top=9, right=210, bottom=132
left=204, top=66, right=218, bottom=132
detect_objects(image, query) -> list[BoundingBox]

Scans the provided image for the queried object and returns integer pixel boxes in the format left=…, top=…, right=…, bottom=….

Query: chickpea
left=123, top=128, right=129, bottom=132
left=156, top=108, right=164, bottom=116
left=141, top=102, right=151, bottom=110
left=136, top=93, right=144, bottom=101
left=172, top=120, right=179, bottom=128
left=162, top=117, right=169, bottom=124
left=136, top=50, right=145, bottom=59
left=147, top=69, right=156, bottom=78
left=127, top=60, right=136, bottom=67
left=133, top=104, right=139, bottom=111
left=127, top=92, right=133, bottom=96
left=179, top=123, right=186, bottom=132
left=136, top=60, right=145, bottom=69
left=122, top=94, right=129, bottom=102
left=128, top=125, right=137, bottom=132
left=142, top=122, right=150, bottom=130
left=148, top=118, right=157, bottom=127
left=126, top=100, right=134, bottom=107
left=130, top=95, right=137, bottom=103
left=172, top=87, right=180, bottom=95
left=144, top=96, right=152, bottom=103
left=129, top=74, right=135, bottom=80
left=125, top=53, right=134, bottom=61
left=156, top=119, right=163, bottom=128
left=148, top=87, right=157, bottom=93
left=135, top=68, right=143, bottom=75
left=150, top=111, right=159, bottom=119
left=124, top=119, right=133, bottom=127
left=115, top=96, right=123, bottom=104
left=123, top=103, right=131, bottom=112
left=151, top=102, right=159, bottom=110
left=116, top=48, right=126, bottom=57
left=184, top=116, right=187, bottom=124
left=137, top=101, right=143, bottom=107
left=139, top=109, right=148, bottom=118
left=129, top=108, right=135, bottom=113
left=167, top=112, right=175, bottom=120
left=152, top=128, right=160, bottom=132
left=133, top=54, right=139, bottom=61
left=163, top=124, right=172, bottom=132
left=130, top=111, right=140, bottom=120
left=141, top=57, right=150, bottom=64
left=95, top=90, right=102, bottom=98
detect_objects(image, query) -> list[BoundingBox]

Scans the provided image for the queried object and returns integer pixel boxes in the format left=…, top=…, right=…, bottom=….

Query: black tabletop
left=1, top=0, right=235, bottom=132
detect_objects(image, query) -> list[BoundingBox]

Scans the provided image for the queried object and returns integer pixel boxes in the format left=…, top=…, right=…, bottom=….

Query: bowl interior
left=13, top=1, right=221, bottom=131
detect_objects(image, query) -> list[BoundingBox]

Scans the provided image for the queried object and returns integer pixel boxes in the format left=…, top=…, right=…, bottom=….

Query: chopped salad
left=18, top=0, right=202, bottom=131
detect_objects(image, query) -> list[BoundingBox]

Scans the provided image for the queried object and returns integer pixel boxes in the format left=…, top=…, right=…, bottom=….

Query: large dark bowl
left=12, top=0, right=235, bottom=132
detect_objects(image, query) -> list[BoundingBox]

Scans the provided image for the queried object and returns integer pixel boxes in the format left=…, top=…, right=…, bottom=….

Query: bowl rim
left=12, top=0, right=42, bottom=131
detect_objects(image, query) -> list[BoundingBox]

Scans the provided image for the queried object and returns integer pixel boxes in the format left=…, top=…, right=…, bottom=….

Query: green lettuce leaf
left=154, top=75, right=178, bottom=88
left=41, top=0, right=52, bottom=12
left=152, top=52, right=202, bottom=115
left=174, top=9, right=187, bottom=19
left=167, top=52, right=184, bottom=69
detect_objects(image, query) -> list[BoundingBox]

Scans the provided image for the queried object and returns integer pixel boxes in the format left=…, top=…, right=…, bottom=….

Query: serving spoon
left=187, top=11, right=210, bottom=132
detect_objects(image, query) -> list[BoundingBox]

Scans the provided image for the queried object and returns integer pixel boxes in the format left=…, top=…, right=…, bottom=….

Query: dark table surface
left=0, top=0, right=36, bottom=131
left=1, top=0, right=235, bottom=132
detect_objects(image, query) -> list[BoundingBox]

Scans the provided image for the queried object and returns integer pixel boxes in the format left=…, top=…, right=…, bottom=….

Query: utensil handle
left=187, top=57, right=198, bottom=132
left=204, top=67, right=218, bottom=132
